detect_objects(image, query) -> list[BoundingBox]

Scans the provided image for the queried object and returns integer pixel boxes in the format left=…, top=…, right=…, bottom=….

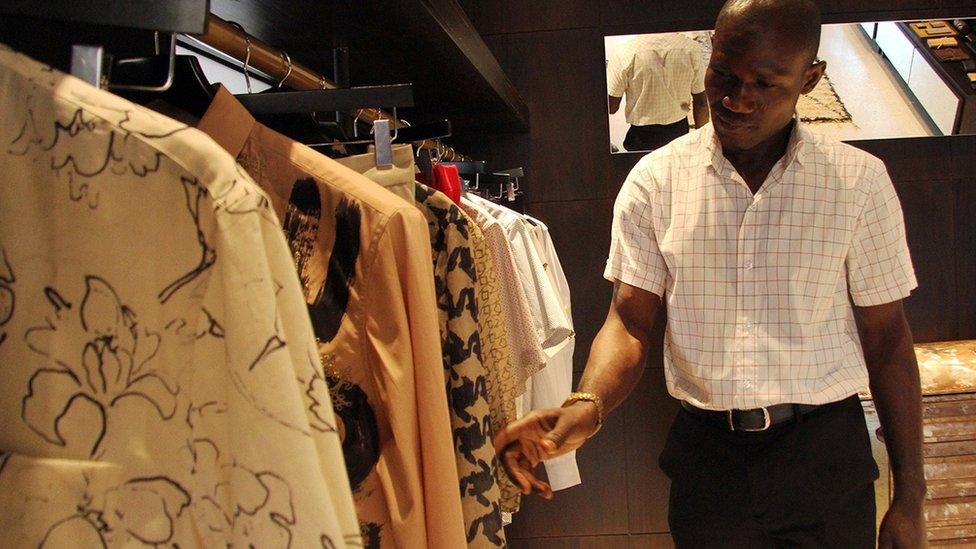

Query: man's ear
left=800, top=60, right=826, bottom=95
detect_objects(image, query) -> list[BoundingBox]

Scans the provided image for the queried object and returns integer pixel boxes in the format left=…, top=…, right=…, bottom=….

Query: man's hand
left=878, top=497, right=926, bottom=548
left=493, top=281, right=660, bottom=499
left=497, top=442, right=553, bottom=499
left=493, top=402, right=599, bottom=496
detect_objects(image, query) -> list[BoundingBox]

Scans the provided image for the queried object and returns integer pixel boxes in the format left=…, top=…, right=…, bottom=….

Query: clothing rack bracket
left=234, top=84, right=414, bottom=115
left=373, top=119, right=394, bottom=168
left=70, top=45, right=105, bottom=87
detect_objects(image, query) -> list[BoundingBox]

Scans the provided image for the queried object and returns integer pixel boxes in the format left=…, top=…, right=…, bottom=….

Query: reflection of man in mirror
left=497, top=0, right=926, bottom=547
left=607, top=32, right=709, bottom=152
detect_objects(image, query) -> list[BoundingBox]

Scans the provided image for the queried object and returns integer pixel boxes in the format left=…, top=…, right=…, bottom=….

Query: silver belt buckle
left=728, top=407, right=772, bottom=432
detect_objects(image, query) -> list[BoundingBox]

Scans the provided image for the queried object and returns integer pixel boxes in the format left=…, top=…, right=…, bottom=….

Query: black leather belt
left=681, top=400, right=827, bottom=432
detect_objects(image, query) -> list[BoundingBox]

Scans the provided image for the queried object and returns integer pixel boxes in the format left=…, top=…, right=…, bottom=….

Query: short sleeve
left=690, top=43, right=706, bottom=94
left=604, top=160, right=669, bottom=297
left=846, top=167, right=917, bottom=307
left=607, top=46, right=631, bottom=98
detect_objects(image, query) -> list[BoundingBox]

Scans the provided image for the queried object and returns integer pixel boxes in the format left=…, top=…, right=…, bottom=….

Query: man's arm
left=575, top=281, right=660, bottom=419
left=692, top=92, right=709, bottom=128
left=609, top=95, right=623, bottom=115
left=493, top=282, right=661, bottom=495
left=855, top=300, right=926, bottom=547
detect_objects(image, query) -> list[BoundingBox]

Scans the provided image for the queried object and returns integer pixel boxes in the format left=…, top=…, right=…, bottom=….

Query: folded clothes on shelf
left=928, top=36, right=959, bottom=48
left=932, top=46, right=971, bottom=62
left=911, top=20, right=958, bottom=38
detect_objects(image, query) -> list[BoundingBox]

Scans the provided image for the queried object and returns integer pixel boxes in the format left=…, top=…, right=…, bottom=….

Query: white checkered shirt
left=604, top=122, right=917, bottom=410
left=607, top=33, right=706, bottom=126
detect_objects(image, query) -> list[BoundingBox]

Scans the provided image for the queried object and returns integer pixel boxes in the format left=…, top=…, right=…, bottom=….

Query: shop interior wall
left=451, top=1, right=976, bottom=546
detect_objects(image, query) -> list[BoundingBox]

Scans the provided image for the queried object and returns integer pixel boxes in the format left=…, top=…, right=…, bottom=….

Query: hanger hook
left=242, top=36, right=253, bottom=93
left=277, top=50, right=292, bottom=88
left=391, top=107, right=398, bottom=142
left=226, top=21, right=252, bottom=93
left=351, top=109, right=364, bottom=138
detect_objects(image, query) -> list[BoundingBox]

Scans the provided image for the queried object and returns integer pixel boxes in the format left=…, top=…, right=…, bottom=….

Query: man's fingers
left=501, top=445, right=532, bottom=493
left=493, top=411, right=545, bottom=452
left=500, top=443, right=555, bottom=499
left=516, top=454, right=553, bottom=499
left=492, top=420, right=519, bottom=453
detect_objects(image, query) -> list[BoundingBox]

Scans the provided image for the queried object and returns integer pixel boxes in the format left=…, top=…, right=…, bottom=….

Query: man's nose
left=721, top=85, right=759, bottom=114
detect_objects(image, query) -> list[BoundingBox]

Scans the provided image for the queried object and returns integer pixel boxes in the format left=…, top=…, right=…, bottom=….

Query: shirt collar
left=704, top=118, right=812, bottom=171
left=197, top=85, right=256, bottom=158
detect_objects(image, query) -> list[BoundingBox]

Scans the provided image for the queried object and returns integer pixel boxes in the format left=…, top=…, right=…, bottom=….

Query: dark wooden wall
left=451, top=1, right=976, bottom=546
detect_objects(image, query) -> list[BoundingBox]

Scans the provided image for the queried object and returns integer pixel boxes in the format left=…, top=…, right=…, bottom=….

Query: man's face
left=705, top=25, right=823, bottom=152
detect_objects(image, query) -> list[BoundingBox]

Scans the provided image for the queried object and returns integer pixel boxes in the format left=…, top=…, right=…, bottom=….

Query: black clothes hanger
left=118, top=54, right=216, bottom=119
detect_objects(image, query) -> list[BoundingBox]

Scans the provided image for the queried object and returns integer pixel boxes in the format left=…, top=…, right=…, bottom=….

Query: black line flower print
left=23, top=276, right=175, bottom=456
left=0, top=246, right=14, bottom=347
left=39, top=476, right=191, bottom=548
left=158, top=176, right=216, bottom=304
left=182, top=439, right=297, bottom=548
left=7, top=104, right=171, bottom=210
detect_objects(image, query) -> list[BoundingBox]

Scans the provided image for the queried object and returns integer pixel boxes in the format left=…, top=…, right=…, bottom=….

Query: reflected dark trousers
left=659, top=395, right=879, bottom=548
left=623, top=118, right=690, bottom=152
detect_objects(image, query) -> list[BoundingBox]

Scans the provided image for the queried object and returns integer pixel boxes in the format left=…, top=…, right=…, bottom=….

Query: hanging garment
left=413, top=183, right=505, bottom=547
left=466, top=194, right=574, bottom=358
left=198, top=86, right=465, bottom=549
left=460, top=197, right=548, bottom=392
left=334, top=143, right=416, bottom=204
left=466, top=196, right=580, bottom=492
left=335, top=147, right=506, bottom=546
left=432, top=163, right=463, bottom=204
left=0, top=46, right=361, bottom=548
left=462, top=211, right=523, bottom=514
left=520, top=215, right=581, bottom=492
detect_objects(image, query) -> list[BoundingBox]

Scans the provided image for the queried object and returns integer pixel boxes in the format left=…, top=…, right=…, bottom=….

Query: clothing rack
left=191, top=14, right=466, bottom=161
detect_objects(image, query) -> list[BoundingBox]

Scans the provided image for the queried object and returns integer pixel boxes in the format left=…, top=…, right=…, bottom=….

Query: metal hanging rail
left=191, top=13, right=465, bottom=161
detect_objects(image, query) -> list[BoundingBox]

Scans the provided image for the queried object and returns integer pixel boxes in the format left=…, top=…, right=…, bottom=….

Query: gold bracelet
left=562, top=391, right=604, bottom=438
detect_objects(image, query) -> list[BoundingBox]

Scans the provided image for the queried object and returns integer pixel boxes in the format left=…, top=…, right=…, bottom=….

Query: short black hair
left=716, top=0, right=822, bottom=63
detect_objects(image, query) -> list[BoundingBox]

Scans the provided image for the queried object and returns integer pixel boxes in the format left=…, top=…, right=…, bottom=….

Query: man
left=496, top=0, right=926, bottom=547
left=607, top=32, right=710, bottom=152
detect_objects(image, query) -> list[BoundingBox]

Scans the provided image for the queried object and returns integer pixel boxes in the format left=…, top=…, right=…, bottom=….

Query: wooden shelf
left=210, top=0, right=529, bottom=134
left=0, top=0, right=208, bottom=33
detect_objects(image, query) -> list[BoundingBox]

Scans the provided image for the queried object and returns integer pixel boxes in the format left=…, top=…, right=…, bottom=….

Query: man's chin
left=715, top=131, right=756, bottom=153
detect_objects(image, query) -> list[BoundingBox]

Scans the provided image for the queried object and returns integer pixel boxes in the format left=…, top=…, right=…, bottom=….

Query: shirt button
left=744, top=259, right=754, bottom=270
left=742, top=380, right=753, bottom=389
left=745, top=321, right=755, bottom=330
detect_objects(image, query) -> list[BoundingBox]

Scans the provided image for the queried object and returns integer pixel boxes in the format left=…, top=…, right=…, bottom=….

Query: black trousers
left=659, top=395, right=879, bottom=548
left=623, top=118, right=690, bottom=152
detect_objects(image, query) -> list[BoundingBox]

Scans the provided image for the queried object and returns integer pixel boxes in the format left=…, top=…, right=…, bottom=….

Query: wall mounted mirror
left=606, top=18, right=976, bottom=154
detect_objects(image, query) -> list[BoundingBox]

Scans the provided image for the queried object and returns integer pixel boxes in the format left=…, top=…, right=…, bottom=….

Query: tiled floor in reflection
left=808, top=23, right=935, bottom=142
